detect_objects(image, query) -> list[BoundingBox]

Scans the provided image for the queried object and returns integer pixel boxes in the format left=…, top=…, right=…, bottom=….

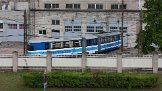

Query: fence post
left=152, top=51, right=158, bottom=74
left=46, top=51, right=52, bottom=72
left=117, top=52, right=122, bottom=73
left=12, top=51, right=18, bottom=72
left=82, top=37, right=87, bottom=72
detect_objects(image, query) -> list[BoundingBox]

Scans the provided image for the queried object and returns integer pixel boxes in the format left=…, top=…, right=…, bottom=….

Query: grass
left=0, top=72, right=162, bottom=91
left=0, top=72, right=42, bottom=91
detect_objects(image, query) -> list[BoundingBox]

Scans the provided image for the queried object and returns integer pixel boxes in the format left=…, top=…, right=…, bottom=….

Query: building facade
left=29, top=0, right=144, bottom=48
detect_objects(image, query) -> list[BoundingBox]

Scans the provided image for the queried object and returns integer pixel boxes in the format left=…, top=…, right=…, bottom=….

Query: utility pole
left=121, top=0, right=124, bottom=52
left=24, top=10, right=28, bottom=56
left=138, top=11, right=143, bottom=56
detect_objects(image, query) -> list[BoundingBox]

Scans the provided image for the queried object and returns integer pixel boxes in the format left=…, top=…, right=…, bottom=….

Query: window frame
left=52, top=20, right=60, bottom=25
left=65, top=26, right=73, bottom=32
left=88, top=3, right=103, bottom=9
left=74, top=4, right=80, bottom=9
left=39, top=30, right=46, bottom=35
left=19, top=24, right=24, bottom=29
left=8, top=24, right=17, bottom=29
left=66, top=4, right=73, bottom=9
left=74, top=26, right=81, bottom=31
left=111, top=3, right=127, bottom=9
left=66, top=3, right=80, bottom=9
left=96, top=26, right=103, bottom=32
left=52, top=4, right=59, bottom=8
left=0, top=23, right=3, bottom=29
left=45, top=4, right=51, bottom=9
left=87, top=26, right=94, bottom=32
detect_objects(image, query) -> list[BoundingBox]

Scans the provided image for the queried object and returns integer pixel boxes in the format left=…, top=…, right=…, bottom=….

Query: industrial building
left=0, top=0, right=145, bottom=48
left=29, top=0, right=144, bottom=48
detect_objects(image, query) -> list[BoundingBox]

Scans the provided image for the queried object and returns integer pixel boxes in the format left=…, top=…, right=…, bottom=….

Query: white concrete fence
left=0, top=51, right=161, bottom=73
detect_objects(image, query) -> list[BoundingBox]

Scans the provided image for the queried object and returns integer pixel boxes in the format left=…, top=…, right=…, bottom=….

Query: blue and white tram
left=27, top=32, right=123, bottom=56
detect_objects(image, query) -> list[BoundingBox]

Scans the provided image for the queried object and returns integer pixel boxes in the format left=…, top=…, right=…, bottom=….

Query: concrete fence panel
left=158, top=58, right=162, bottom=68
left=87, top=58, right=117, bottom=67
left=18, top=57, right=46, bottom=67
left=122, top=57, right=152, bottom=68
left=0, top=58, right=12, bottom=67
left=52, top=58, right=82, bottom=67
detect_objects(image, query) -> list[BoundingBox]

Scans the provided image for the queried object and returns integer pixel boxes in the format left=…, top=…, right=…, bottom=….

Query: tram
left=27, top=32, right=123, bottom=56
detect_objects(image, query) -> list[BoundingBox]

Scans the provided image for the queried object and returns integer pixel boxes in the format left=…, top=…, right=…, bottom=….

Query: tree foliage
left=135, top=0, right=162, bottom=54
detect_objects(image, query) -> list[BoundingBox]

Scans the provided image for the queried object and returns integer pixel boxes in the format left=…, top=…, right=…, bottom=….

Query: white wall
left=122, top=57, right=152, bottom=68
left=0, top=55, right=160, bottom=70
left=52, top=58, right=82, bottom=67
left=18, top=57, right=46, bottom=67
left=87, top=58, right=117, bottom=67
left=0, top=57, right=12, bottom=67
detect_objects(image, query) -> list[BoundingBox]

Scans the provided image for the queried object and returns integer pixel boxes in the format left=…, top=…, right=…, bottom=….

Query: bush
left=22, top=72, right=159, bottom=89
left=22, top=72, right=44, bottom=88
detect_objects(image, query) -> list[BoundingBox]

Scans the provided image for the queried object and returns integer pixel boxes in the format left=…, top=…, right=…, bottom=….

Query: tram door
left=45, top=43, right=50, bottom=50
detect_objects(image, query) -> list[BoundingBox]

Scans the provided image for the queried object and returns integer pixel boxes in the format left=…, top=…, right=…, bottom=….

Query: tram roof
left=29, top=32, right=120, bottom=43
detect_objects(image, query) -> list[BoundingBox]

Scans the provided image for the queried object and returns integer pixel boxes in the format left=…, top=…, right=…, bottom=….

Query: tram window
left=106, top=37, right=109, bottom=43
left=45, top=43, right=49, bottom=50
left=101, top=38, right=106, bottom=43
left=108, top=36, right=113, bottom=42
left=63, top=41, right=70, bottom=48
left=113, top=36, right=116, bottom=41
left=118, top=34, right=121, bottom=40
left=104, top=38, right=106, bottom=43
left=52, top=42, right=61, bottom=49
left=27, top=45, right=34, bottom=51
left=112, top=36, right=116, bottom=42
left=91, top=39, right=95, bottom=45
left=101, top=38, right=104, bottom=43
left=73, top=40, right=80, bottom=47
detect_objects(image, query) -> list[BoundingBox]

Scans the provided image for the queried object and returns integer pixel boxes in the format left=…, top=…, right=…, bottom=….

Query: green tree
left=136, top=0, right=162, bottom=54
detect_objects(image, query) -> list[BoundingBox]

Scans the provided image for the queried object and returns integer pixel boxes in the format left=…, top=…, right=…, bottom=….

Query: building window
left=88, top=4, right=95, bottom=9
left=8, top=24, right=17, bottom=29
left=0, top=23, right=3, bottom=29
left=111, top=4, right=118, bottom=9
left=52, top=20, right=60, bottom=25
left=52, top=4, right=59, bottom=8
left=45, top=4, right=51, bottom=8
left=74, top=26, right=81, bottom=31
left=74, top=4, right=80, bottom=9
left=65, top=26, right=72, bottom=32
left=66, top=4, right=73, bottom=9
left=120, top=4, right=127, bottom=9
left=39, top=30, right=42, bottom=34
left=96, top=4, right=103, bottom=9
left=87, top=26, right=94, bottom=32
left=88, top=4, right=103, bottom=9
left=45, top=4, right=59, bottom=9
left=111, top=4, right=127, bottom=9
left=96, top=26, right=103, bottom=32
left=39, top=30, right=46, bottom=35
left=43, top=30, right=46, bottom=35
left=66, top=4, right=80, bottom=9
left=19, top=24, right=24, bottom=29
